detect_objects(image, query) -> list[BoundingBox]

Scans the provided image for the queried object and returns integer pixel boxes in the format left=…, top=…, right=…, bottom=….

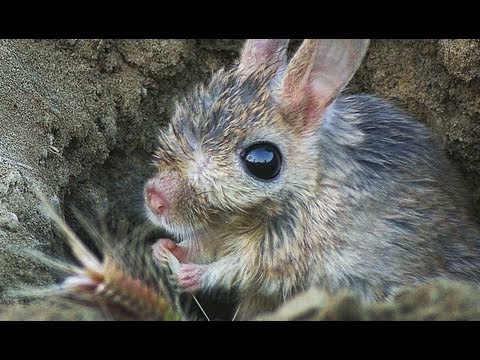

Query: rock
left=0, top=210, right=19, bottom=231
left=0, top=298, right=107, bottom=321
left=256, top=288, right=330, bottom=321
left=438, top=39, right=480, bottom=82
left=258, top=280, right=480, bottom=321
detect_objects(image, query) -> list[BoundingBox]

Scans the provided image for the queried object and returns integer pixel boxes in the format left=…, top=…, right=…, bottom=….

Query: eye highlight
left=241, top=142, right=282, bottom=181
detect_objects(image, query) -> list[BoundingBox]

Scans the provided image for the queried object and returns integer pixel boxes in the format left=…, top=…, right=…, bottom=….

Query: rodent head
left=145, top=39, right=370, bottom=243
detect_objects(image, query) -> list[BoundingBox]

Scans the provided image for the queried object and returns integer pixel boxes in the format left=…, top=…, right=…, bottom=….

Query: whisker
left=231, top=305, right=241, bottom=321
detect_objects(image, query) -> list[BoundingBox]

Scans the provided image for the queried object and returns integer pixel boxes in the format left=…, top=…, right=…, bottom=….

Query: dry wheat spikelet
left=8, top=188, right=184, bottom=320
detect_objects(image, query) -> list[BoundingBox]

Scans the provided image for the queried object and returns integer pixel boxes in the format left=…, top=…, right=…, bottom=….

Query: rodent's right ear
left=236, top=39, right=289, bottom=83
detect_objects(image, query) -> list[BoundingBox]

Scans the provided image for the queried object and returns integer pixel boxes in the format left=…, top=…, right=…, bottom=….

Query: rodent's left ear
left=236, top=39, right=289, bottom=83
left=279, top=39, right=370, bottom=131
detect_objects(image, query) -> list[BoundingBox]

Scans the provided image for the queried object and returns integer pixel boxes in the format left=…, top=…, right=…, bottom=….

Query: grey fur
left=299, top=95, right=480, bottom=300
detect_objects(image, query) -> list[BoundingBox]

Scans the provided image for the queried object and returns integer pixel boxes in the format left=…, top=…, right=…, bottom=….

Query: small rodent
left=144, top=39, right=480, bottom=320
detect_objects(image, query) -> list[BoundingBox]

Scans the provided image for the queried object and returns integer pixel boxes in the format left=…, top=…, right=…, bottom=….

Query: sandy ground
left=0, top=39, right=479, bottom=319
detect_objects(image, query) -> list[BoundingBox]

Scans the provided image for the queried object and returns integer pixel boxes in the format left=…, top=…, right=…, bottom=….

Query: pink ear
left=237, top=39, right=289, bottom=81
left=280, top=39, right=370, bottom=129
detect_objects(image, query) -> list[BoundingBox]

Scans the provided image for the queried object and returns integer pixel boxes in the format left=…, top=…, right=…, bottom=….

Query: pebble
left=0, top=211, right=19, bottom=231
left=0, top=169, right=22, bottom=196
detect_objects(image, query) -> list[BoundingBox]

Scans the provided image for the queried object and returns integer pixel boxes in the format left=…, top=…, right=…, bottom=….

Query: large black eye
left=242, top=143, right=282, bottom=180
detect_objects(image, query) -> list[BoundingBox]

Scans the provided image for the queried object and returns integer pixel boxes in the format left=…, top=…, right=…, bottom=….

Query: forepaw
left=152, top=238, right=190, bottom=265
left=152, top=239, right=205, bottom=292
left=152, top=238, right=177, bottom=268
left=175, top=263, right=206, bottom=293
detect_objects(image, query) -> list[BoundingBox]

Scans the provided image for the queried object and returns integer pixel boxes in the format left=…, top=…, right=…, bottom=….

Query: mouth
left=145, top=208, right=207, bottom=244
left=164, top=225, right=208, bottom=245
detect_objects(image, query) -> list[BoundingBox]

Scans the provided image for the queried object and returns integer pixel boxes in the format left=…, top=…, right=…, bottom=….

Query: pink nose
left=146, top=187, right=169, bottom=215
